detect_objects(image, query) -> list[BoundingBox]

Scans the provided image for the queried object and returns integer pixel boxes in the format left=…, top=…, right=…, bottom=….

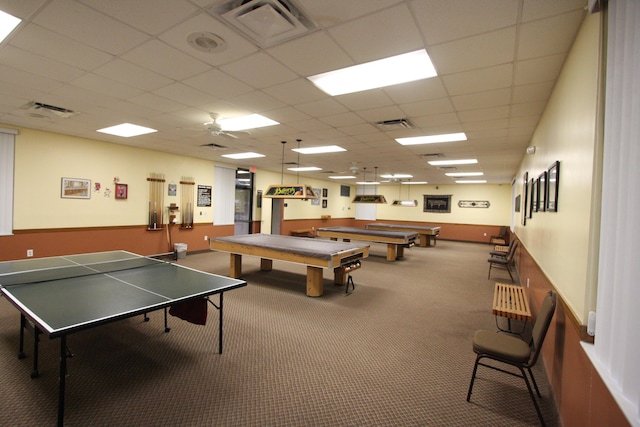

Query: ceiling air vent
left=421, top=153, right=443, bottom=158
left=210, top=0, right=317, bottom=48
left=20, top=101, right=78, bottom=119
left=374, top=118, right=415, bottom=131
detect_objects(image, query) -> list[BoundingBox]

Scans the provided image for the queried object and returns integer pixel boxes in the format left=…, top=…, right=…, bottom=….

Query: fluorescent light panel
left=456, top=180, right=486, bottom=184
left=329, top=175, right=356, bottom=180
left=380, top=174, right=413, bottom=179
left=222, top=152, right=265, bottom=159
left=402, top=181, right=427, bottom=184
left=428, top=159, right=478, bottom=166
left=396, top=132, right=467, bottom=146
left=287, top=166, right=322, bottom=172
left=308, top=49, right=437, bottom=96
left=217, top=114, right=278, bottom=131
left=291, top=145, right=345, bottom=154
left=355, top=181, right=380, bottom=185
left=445, top=172, right=484, bottom=177
left=0, top=10, right=21, bottom=42
left=97, top=123, right=157, bottom=137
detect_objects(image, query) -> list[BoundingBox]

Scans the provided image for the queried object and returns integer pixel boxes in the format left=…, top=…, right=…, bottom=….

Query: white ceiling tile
left=399, top=98, right=455, bottom=117
left=32, top=1, right=150, bottom=55
left=263, top=78, right=326, bottom=105
left=153, top=82, right=219, bottom=108
left=93, top=59, right=173, bottom=92
left=298, top=0, right=402, bottom=27
left=0, top=45, right=85, bottom=83
left=0, top=64, right=64, bottom=93
left=384, top=78, right=448, bottom=104
left=296, top=98, right=349, bottom=118
left=267, top=31, right=353, bottom=76
left=9, top=24, right=112, bottom=71
left=451, top=88, right=512, bottom=111
left=183, top=69, right=254, bottom=100
left=77, top=0, right=199, bottom=35
left=231, top=90, right=287, bottom=113
left=412, top=0, right=519, bottom=45
left=518, top=11, right=585, bottom=60
left=356, top=106, right=407, bottom=123
left=458, top=106, right=510, bottom=122
left=319, top=112, right=366, bottom=128
left=512, top=81, right=555, bottom=103
left=514, top=54, right=566, bottom=85
left=128, top=92, right=188, bottom=114
left=70, top=73, right=145, bottom=100
left=510, top=101, right=547, bottom=118
left=443, top=64, right=514, bottom=96
left=122, top=40, right=211, bottom=81
left=219, top=52, right=298, bottom=89
left=334, top=90, right=395, bottom=111
left=328, top=4, right=423, bottom=62
left=522, top=0, right=588, bottom=22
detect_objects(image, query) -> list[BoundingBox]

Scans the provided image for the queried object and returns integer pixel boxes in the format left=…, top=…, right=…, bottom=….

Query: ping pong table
left=0, top=250, right=246, bottom=427
left=316, top=226, right=418, bottom=261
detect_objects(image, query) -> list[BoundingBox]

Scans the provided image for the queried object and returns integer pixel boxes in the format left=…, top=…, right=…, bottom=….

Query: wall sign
left=458, top=200, right=490, bottom=208
left=197, top=185, right=212, bottom=207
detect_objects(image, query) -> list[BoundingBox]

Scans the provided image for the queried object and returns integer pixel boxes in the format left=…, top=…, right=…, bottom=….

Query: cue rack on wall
left=180, top=177, right=195, bottom=229
left=147, top=173, right=165, bottom=230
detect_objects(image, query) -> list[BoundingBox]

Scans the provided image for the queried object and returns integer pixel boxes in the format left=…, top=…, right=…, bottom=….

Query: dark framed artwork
left=322, top=188, right=328, bottom=198
left=340, top=185, right=350, bottom=197
left=537, top=171, right=547, bottom=212
left=532, top=178, right=539, bottom=213
left=322, top=199, right=327, bottom=208
left=528, top=178, right=535, bottom=218
left=522, top=172, right=528, bottom=225
left=547, top=161, right=560, bottom=212
left=115, top=183, right=128, bottom=200
left=424, top=195, right=452, bottom=213
left=515, top=194, right=521, bottom=212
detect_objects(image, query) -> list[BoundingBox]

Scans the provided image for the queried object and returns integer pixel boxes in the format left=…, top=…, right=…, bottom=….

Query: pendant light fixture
left=392, top=178, right=418, bottom=206
left=264, top=140, right=317, bottom=199
left=352, top=166, right=387, bottom=204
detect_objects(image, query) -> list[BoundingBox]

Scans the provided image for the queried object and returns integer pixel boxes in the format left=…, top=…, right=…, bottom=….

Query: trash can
left=174, top=243, right=187, bottom=259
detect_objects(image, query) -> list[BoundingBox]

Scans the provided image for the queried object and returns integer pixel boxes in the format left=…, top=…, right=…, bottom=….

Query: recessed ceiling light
left=292, top=145, right=346, bottom=154
left=428, top=159, right=478, bottom=166
left=287, top=166, right=322, bottom=172
left=456, top=180, right=486, bottom=184
left=0, top=10, right=21, bottom=43
left=445, top=172, right=484, bottom=177
left=355, top=181, right=380, bottom=185
left=308, top=49, right=437, bottom=96
left=329, top=175, right=356, bottom=180
left=97, top=123, right=157, bottom=137
left=396, top=132, right=467, bottom=146
left=217, top=114, right=278, bottom=131
left=221, top=152, right=265, bottom=159
left=402, top=181, right=427, bottom=184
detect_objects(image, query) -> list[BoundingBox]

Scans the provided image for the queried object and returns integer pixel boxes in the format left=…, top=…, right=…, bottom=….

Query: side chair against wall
left=488, top=240, right=518, bottom=282
left=466, top=290, right=557, bottom=427
left=490, top=226, right=508, bottom=244
left=490, top=238, right=515, bottom=258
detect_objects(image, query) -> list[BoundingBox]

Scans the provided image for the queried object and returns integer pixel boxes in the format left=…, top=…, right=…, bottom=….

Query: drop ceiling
left=0, top=0, right=588, bottom=184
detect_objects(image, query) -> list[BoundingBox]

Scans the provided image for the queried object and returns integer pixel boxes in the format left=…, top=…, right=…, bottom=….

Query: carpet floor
left=0, top=239, right=560, bottom=426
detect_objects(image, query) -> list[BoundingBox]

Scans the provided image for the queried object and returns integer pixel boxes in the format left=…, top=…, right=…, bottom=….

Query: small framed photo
left=115, top=183, right=128, bottom=199
left=322, top=199, right=327, bottom=208
left=538, top=171, right=547, bottom=212
left=322, top=188, right=328, bottom=198
left=61, top=177, right=91, bottom=199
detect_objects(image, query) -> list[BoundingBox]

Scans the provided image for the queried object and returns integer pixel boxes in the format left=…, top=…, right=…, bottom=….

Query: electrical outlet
left=27, top=249, right=33, bottom=257
left=204, top=235, right=208, bottom=241
left=527, top=278, right=530, bottom=288
left=483, top=233, right=487, bottom=236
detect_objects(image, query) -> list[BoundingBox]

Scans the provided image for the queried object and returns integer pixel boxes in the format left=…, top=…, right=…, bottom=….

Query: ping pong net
left=0, top=255, right=169, bottom=287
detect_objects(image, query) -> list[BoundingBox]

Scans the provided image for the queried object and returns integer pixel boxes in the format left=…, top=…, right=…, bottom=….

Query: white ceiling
left=0, top=0, right=587, bottom=184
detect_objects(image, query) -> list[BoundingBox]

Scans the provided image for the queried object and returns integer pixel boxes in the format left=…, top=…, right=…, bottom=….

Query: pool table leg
left=306, top=266, right=323, bottom=297
left=229, top=254, right=242, bottom=278
left=387, top=244, right=399, bottom=261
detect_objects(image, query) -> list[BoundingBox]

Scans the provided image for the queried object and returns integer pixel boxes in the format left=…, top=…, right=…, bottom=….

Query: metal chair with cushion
left=488, top=240, right=518, bottom=282
left=467, top=290, right=557, bottom=427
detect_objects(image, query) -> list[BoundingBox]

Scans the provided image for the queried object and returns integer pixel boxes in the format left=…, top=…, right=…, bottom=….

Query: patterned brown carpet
left=0, top=240, right=560, bottom=426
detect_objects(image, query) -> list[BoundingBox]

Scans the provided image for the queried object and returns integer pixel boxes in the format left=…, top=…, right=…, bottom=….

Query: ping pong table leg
left=18, top=314, right=26, bottom=359
left=218, top=293, right=223, bottom=354
left=58, top=335, right=67, bottom=427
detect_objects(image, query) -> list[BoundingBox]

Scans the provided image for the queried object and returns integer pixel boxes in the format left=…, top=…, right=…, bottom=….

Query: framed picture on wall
left=547, top=161, right=560, bottom=212
left=532, top=178, right=539, bottom=213
left=61, top=177, right=91, bottom=199
left=115, top=183, right=128, bottom=200
left=528, top=178, right=535, bottom=218
left=522, top=172, right=528, bottom=225
left=538, top=171, right=547, bottom=212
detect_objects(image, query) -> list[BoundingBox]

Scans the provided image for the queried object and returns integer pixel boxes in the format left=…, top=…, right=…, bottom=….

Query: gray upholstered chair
left=467, top=290, right=556, bottom=427
left=487, top=240, right=518, bottom=281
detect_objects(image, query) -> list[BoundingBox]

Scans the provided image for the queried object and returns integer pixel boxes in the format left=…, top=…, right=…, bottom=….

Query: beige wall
left=513, top=13, right=602, bottom=324
left=13, top=127, right=216, bottom=229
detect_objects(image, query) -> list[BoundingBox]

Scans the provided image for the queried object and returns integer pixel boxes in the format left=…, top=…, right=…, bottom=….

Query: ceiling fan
left=204, top=113, right=250, bottom=139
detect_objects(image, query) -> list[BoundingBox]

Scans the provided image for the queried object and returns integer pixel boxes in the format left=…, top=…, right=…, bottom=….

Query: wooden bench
left=291, top=229, right=315, bottom=238
left=492, top=282, right=531, bottom=333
